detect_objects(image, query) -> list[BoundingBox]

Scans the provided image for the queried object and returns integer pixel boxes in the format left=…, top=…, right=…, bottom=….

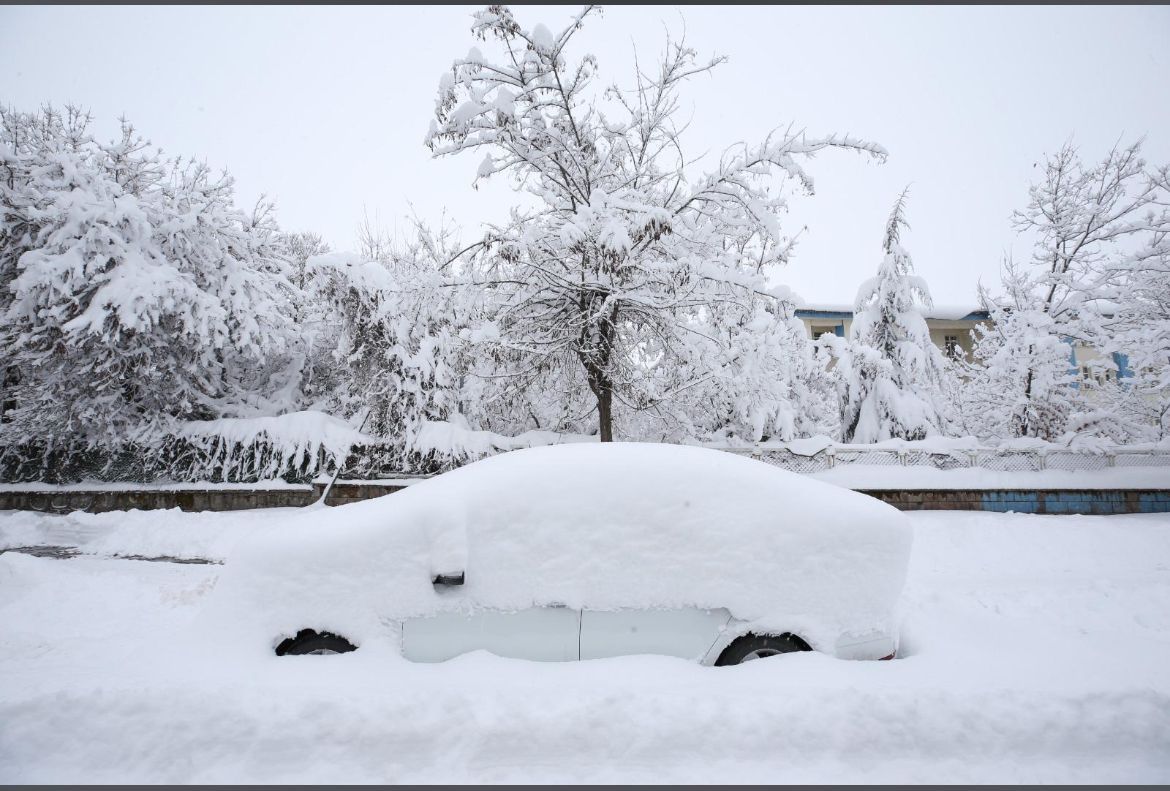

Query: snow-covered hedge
left=0, top=411, right=386, bottom=485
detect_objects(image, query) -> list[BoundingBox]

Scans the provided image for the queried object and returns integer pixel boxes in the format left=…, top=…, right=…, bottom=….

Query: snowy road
left=1, top=508, right=1169, bottom=783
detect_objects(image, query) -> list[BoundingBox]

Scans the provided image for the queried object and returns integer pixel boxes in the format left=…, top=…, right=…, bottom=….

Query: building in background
left=795, top=304, right=990, bottom=362
left=794, top=304, right=1128, bottom=389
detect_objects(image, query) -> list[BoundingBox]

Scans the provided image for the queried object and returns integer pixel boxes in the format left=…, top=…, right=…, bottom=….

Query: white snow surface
left=181, top=409, right=374, bottom=462
left=797, top=301, right=984, bottom=320
left=1, top=507, right=1168, bottom=783
left=198, top=443, right=912, bottom=657
left=414, top=419, right=595, bottom=460
left=811, top=465, right=1170, bottom=490
left=0, top=480, right=312, bottom=492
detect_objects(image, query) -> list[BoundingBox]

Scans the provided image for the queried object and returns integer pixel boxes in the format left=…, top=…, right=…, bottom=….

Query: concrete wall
left=3, top=483, right=1168, bottom=516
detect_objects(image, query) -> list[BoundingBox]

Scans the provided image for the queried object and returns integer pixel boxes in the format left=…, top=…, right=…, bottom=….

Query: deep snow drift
left=1, top=507, right=1169, bottom=783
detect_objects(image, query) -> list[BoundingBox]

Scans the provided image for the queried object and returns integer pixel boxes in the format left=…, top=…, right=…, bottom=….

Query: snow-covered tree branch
left=425, top=4, right=885, bottom=441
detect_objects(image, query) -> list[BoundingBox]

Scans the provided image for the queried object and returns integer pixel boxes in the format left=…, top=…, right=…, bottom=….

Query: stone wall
left=2, top=483, right=1167, bottom=516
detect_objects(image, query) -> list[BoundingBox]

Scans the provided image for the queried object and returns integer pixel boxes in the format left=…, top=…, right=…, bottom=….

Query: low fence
left=2, top=482, right=1168, bottom=515
left=719, top=445, right=1170, bottom=474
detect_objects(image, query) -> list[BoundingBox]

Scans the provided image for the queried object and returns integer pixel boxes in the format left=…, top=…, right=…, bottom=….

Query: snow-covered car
left=202, top=443, right=913, bottom=665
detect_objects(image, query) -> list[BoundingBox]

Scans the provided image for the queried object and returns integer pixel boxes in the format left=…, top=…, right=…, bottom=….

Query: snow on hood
left=197, top=443, right=912, bottom=656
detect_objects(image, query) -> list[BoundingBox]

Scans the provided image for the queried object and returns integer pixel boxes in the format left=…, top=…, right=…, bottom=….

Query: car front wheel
left=714, top=633, right=810, bottom=666
left=275, top=629, right=357, bottom=656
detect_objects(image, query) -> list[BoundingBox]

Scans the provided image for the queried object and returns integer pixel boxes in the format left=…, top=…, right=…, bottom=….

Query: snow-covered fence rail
left=719, top=445, right=1170, bottom=474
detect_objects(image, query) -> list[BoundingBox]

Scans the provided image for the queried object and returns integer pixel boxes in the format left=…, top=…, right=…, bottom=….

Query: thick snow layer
left=1, top=509, right=1168, bottom=783
left=707, top=433, right=1170, bottom=454
left=797, top=301, right=984, bottom=320
left=180, top=409, right=374, bottom=463
left=811, top=465, right=1170, bottom=490
left=414, top=419, right=594, bottom=459
left=0, top=507, right=297, bottom=562
left=199, top=443, right=912, bottom=656
left=0, top=480, right=312, bottom=492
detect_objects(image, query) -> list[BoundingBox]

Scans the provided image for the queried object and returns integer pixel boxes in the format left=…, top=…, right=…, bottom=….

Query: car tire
left=714, top=633, right=810, bottom=666
left=275, top=629, right=357, bottom=656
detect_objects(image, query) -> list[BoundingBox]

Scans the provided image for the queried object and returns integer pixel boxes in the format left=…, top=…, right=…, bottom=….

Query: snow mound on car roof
left=198, top=443, right=912, bottom=655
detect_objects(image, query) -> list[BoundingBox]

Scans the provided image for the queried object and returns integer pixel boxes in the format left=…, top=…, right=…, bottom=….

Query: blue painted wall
left=978, top=491, right=1170, bottom=515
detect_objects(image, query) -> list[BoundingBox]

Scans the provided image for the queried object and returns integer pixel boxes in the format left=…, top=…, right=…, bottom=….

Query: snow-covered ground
left=1, top=507, right=1169, bottom=783
left=810, top=464, right=1170, bottom=490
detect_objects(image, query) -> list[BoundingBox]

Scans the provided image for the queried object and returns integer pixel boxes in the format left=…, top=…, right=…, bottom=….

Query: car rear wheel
left=714, top=633, right=810, bottom=666
left=275, top=629, right=357, bottom=656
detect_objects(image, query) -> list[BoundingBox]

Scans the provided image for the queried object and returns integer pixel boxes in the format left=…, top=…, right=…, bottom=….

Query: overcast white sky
left=3, top=4, right=1168, bottom=305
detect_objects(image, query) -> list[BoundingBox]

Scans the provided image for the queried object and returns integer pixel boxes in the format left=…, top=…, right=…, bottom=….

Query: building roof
left=795, top=303, right=989, bottom=321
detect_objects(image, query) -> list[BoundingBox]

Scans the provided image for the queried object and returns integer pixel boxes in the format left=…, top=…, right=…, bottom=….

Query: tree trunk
left=596, top=383, right=613, bottom=442
left=578, top=297, right=619, bottom=442
left=1017, top=363, right=1035, bottom=437
left=581, top=358, right=615, bottom=442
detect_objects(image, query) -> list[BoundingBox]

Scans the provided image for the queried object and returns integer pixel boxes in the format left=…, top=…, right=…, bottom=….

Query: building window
left=1079, top=366, right=1113, bottom=387
left=944, top=335, right=961, bottom=360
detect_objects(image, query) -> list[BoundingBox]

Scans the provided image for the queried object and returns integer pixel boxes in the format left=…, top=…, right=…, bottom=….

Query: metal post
left=317, top=407, right=372, bottom=507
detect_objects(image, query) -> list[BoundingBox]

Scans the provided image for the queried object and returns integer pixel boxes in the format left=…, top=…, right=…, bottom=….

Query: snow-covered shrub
left=0, top=106, right=302, bottom=480
left=964, top=290, right=1081, bottom=441
left=304, top=223, right=473, bottom=472
left=645, top=295, right=838, bottom=444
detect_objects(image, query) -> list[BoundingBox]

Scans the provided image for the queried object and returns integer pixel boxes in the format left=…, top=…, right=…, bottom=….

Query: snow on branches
left=965, top=138, right=1170, bottom=441
left=426, top=4, right=885, bottom=441
left=0, top=106, right=297, bottom=457
left=820, top=190, right=948, bottom=443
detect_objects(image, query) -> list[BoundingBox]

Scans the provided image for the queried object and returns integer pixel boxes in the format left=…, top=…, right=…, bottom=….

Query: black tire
left=275, top=629, right=357, bottom=656
left=714, top=633, right=810, bottom=666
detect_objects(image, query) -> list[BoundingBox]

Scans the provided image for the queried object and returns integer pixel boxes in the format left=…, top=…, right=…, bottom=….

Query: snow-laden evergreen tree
left=154, top=161, right=300, bottom=417
left=425, top=5, right=885, bottom=442
left=0, top=106, right=300, bottom=473
left=965, top=139, right=1169, bottom=441
left=1, top=112, right=219, bottom=449
left=822, top=190, right=948, bottom=442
